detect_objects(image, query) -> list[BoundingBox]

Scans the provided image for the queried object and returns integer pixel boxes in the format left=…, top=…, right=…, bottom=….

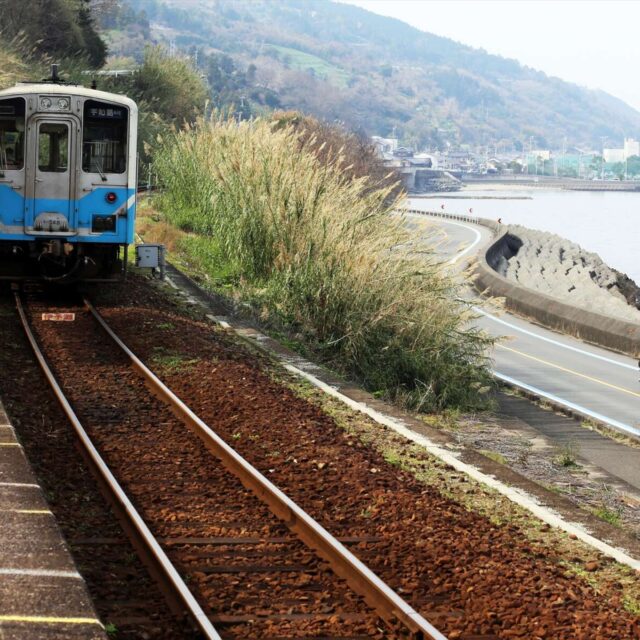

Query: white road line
left=494, top=370, right=640, bottom=438
left=403, top=212, right=483, bottom=265
left=441, top=219, right=483, bottom=264
left=476, top=307, right=637, bottom=370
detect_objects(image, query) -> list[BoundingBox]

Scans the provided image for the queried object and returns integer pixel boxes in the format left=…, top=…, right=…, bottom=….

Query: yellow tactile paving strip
left=0, top=615, right=103, bottom=626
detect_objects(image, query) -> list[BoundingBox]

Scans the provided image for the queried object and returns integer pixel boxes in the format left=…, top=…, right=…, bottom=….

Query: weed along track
left=15, top=291, right=442, bottom=640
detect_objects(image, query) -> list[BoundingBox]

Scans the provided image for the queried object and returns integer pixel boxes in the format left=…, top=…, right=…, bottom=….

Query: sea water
left=408, top=187, right=640, bottom=283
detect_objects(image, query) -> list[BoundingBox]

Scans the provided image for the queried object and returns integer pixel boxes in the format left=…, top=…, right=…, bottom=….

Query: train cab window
left=38, top=123, right=69, bottom=172
left=0, top=97, right=25, bottom=171
left=82, top=100, right=128, bottom=174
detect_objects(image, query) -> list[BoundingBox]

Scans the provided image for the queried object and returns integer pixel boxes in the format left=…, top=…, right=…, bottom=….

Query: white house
left=371, top=136, right=398, bottom=157
left=624, top=138, right=640, bottom=158
left=603, top=138, right=639, bottom=163
left=603, top=148, right=625, bottom=163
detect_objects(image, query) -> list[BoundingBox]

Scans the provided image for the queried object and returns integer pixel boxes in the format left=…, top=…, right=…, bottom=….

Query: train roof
left=0, top=83, right=137, bottom=114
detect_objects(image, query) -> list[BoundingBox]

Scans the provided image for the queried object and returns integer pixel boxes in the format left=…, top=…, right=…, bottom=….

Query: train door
left=25, top=116, right=78, bottom=235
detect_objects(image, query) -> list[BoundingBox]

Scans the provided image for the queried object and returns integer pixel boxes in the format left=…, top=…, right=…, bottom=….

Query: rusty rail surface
left=15, top=292, right=222, bottom=640
left=83, top=298, right=447, bottom=640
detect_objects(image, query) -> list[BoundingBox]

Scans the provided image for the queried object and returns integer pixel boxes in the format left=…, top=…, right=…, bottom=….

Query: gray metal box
left=136, top=243, right=165, bottom=268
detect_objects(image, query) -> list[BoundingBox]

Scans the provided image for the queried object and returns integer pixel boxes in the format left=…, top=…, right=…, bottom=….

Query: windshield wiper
left=94, top=159, right=107, bottom=182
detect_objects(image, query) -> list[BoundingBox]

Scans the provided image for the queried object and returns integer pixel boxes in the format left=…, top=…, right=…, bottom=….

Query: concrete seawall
left=403, top=209, right=640, bottom=357
left=462, top=176, right=640, bottom=192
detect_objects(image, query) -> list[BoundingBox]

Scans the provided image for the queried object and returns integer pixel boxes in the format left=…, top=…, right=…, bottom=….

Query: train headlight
left=39, top=96, right=71, bottom=111
left=105, top=192, right=117, bottom=204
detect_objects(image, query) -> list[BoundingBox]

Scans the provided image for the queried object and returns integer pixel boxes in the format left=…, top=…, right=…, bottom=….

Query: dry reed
left=154, top=115, right=494, bottom=410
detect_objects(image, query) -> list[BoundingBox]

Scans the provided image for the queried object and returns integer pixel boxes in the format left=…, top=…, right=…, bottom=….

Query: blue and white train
left=0, top=70, right=137, bottom=281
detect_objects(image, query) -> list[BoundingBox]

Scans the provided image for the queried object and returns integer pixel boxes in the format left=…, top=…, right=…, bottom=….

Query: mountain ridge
left=117, top=0, right=640, bottom=149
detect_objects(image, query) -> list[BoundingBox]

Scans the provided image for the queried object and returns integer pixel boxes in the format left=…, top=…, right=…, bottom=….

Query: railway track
left=15, top=290, right=446, bottom=640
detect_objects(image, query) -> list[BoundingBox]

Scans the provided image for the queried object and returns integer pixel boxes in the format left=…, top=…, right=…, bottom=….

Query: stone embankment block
left=474, top=220, right=640, bottom=356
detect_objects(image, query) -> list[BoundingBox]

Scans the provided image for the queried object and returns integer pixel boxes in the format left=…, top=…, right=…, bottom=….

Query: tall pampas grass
left=154, top=115, right=494, bottom=411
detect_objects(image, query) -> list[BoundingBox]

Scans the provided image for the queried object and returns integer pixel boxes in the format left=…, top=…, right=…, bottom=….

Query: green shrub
left=100, top=46, right=209, bottom=162
left=154, top=115, right=495, bottom=411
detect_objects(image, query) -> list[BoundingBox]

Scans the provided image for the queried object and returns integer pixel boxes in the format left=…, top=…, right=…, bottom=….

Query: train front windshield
left=82, top=99, right=128, bottom=175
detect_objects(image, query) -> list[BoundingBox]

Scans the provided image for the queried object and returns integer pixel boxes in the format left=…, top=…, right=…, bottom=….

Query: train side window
left=0, top=97, right=25, bottom=171
left=38, top=123, right=69, bottom=173
left=82, top=100, right=128, bottom=174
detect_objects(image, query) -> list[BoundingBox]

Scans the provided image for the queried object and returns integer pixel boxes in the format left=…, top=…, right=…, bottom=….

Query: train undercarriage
left=0, top=240, right=127, bottom=282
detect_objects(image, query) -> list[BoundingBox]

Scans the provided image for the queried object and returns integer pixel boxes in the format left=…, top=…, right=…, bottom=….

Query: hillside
left=0, top=0, right=106, bottom=69
left=108, top=0, right=640, bottom=150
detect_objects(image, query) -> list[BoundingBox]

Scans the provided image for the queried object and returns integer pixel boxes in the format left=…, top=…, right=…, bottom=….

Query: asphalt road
left=402, top=210, right=640, bottom=441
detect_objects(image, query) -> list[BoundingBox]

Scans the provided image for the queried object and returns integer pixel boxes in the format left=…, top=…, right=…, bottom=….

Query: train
left=0, top=67, right=138, bottom=281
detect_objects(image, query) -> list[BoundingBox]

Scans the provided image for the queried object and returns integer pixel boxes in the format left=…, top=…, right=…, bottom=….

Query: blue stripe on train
left=0, top=185, right=136, bottom=244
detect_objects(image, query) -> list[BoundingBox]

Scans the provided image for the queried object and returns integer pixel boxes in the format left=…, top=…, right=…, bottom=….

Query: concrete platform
left=0, top=401, right=106, bottom=639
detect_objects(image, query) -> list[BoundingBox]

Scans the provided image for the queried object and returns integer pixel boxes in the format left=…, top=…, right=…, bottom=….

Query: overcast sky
left=339, top=1, right=640, bottom=112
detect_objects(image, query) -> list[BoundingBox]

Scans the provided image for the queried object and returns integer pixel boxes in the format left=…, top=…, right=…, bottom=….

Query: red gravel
left=22, top=295, right=397, bottom=639
left=0, top=288, right=196, bottom=640
left=2, top=273, right=638, bottom=640
left=93, top=276, right=640, bottom=640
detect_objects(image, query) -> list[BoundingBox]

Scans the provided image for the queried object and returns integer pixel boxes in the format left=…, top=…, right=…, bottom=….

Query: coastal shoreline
left=496, top=225, right=640, bottom=324
left=408, top=187, right=640, bottom=285
left=411, top=192, right=533, bottom=200
left=463, top=177, right=640, bottom=192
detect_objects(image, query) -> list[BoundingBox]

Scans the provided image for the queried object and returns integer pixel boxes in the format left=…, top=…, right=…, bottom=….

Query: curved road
left=403, top=209, right=640, bottom=440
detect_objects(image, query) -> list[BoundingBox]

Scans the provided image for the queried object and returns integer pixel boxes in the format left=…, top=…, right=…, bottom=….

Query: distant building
left=603, top=138, right=639, bottom=163
left=532, top=149, right=551, bottom=160
left=624, top=138, right=640, bottom=158
left=603, top=148, right=625, bottom=163
left=371, top=136, right=398, bottom=157
left=440, top=151, right=473, bottom=171
left=410, top=152, right=435, bottom=168
left=392, top=146, right=414, bottom=158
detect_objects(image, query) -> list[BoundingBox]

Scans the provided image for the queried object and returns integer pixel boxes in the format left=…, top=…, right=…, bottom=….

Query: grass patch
left=589, top=484, right=623, bottom=527
left=152, top=115, right=495, bottom=412
left=554, top=440, right=580, bottom=467
left=479, top=449, right=508, bottom=465
left=150, top=348, right=199, bottom=372
left=383, top=449, right=403, bottom=467
left=592, top=506, right=622, bottom=527
left=624, top=596, right=640, bottom=616
left=268, top=45, right=350, bottom=87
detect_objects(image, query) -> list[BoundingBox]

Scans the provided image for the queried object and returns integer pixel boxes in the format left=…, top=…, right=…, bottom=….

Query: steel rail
left=14, top=293, right=222, bottom=640
left=85, top=297, right=447, bottom=640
